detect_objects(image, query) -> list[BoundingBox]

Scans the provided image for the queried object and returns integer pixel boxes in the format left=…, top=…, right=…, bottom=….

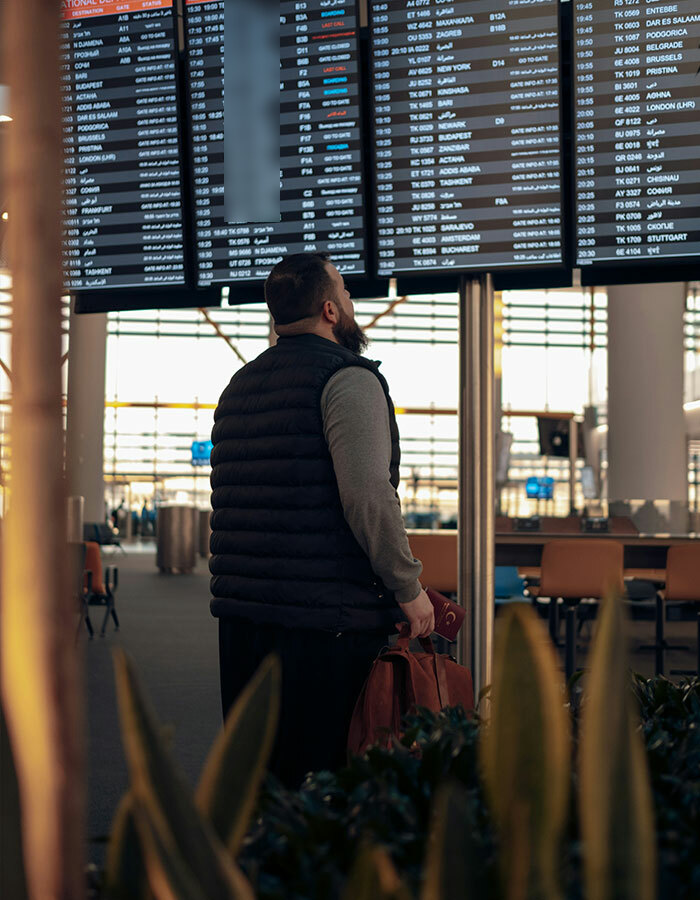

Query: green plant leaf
left=422, top=783, right=482, bottom=900
left=0, top=701, right=28, bottom=900
left=342, top=844, right=412, bottom=900
left=196, top=654, right=280, bottom=855
left=131, top=795, right=209, bottom=900
left=481, top=605, right=570, bottom=900
left=478, top=683, right=492, bottom=703
left=579, top=592, right=656, bottom=900
left=566, top=667, right=586, bottom=693
left=104, top=792, right=147, bottom=900
left=112, top=649, right=255, bottom=900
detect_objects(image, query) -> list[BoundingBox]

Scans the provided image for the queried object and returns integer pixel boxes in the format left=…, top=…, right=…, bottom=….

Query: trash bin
left=198, top=508, right=212, bottom=559
left=156, top=505, right=197, bottom=574
left=116, top=505, right=132, bottom=540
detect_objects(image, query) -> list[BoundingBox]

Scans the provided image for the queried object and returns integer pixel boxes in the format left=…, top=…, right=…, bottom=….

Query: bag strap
left=396, top=623, right=434, bottom=654
left=433, top=653, right=450, bottom=708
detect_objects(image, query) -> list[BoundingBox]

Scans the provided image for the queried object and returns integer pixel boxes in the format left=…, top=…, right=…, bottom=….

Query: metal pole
left=458, top=276, right=479, bottom=678
left=569, top=417, right=578, bottom=515
left=66, top=495, right=84, bottom=544
left=480, top=274, right=495, bottom=695
left=493, top=290, right=504, bottom=516
left=458, top=275, right=495, bottom=700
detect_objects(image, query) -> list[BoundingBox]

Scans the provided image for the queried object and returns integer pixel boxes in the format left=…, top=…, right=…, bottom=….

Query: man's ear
left=321, top=299, right=339, bottom=324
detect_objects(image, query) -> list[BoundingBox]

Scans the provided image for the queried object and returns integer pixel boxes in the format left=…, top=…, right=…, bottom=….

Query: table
left=495, top=535, right=700, bottom=572
left=407, top=528, right=700, bottom=587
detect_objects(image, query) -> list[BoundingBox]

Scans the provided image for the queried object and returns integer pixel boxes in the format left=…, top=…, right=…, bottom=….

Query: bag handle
left=397, top=625, right=450, bottom=707
left=397, top=623, right=434, bottom=654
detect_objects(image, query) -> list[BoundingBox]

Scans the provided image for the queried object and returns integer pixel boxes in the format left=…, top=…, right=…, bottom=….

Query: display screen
left=369, top=0, right=564, bottom=276
left=184, top=0, right=368, bottom=286
left=526, top=476, right=554, bottom=500
left=60, top=0, right=187, bottom=291
left=573, top=0, right=700, bottom=267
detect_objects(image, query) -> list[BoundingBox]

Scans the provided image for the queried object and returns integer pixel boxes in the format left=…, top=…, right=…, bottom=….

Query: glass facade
left=1, top=281, right=699, bottom=526
left=103, top=288, right=608, bottom=521
left=0, top=275, right=69, bottom=516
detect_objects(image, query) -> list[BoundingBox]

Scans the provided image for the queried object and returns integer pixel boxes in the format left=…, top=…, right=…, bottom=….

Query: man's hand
left=397, top=587, right=435, bottom=639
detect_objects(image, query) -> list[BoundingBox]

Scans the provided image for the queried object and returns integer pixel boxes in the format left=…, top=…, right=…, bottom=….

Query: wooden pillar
left=0, top=2, right=85, bottom=898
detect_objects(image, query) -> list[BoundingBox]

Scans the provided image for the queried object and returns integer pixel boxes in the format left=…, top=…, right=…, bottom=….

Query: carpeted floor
left=83, top=542, right=220, bottom=864
left=83, top=541, right=699, bottom=865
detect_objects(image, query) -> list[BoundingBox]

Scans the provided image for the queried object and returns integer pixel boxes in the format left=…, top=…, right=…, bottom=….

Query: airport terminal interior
left=4, top=283, right=700, bottom=524
left=2, top=0, right=700, bottom=898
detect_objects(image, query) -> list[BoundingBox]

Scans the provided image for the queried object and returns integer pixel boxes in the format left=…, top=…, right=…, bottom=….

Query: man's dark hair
left=264, top=253, right=334, bottom=325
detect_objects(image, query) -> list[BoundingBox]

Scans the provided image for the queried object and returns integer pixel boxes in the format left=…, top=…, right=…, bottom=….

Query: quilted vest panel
left=209, top=333, right=403, bottom=633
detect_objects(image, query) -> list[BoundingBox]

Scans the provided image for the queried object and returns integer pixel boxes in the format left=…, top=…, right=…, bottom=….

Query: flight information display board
left=369, top=0, right=564, bottom=276
left=60, top=0, right=187, bottom=291
left=573, top=0, right=700, bottom=267
left=185, top=0, right=368, bottom=286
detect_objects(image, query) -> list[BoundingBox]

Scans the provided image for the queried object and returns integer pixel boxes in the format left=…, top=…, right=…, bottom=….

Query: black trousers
left=219, top=618, right=387, bottom=789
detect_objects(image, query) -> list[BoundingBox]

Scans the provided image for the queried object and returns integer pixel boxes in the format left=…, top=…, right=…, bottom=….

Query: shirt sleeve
left=321, top=366, right=422, bottom=604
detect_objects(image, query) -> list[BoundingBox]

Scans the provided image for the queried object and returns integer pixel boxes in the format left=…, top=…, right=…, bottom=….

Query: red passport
left=426, top=587, right=466, bottom=642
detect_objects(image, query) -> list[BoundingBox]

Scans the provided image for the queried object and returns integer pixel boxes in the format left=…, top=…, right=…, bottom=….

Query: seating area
left=662, top=545, right=700, bottom=677
left=83, top=522, right=125, bottom=553
left=73, top=540, right=120, bottom=639
left=406, top=530, right=700, bottom=681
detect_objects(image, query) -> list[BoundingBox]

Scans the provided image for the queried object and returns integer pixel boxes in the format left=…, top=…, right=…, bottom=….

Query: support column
left=65, top=309, right=107, bottom=527
left=458, top=274, right=495, bottom=699
left=607, top=282, right=687, bottom=532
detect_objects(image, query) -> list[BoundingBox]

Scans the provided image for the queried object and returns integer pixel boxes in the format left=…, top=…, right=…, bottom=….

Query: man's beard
left=333, top=306, right=369, bottom=354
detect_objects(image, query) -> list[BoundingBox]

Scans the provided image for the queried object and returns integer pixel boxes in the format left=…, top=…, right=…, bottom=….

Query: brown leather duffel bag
left=347, top=625, right=474, bottom=756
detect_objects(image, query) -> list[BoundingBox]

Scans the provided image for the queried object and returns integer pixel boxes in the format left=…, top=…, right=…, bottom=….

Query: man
left=210, top=252, right=434, bottom=787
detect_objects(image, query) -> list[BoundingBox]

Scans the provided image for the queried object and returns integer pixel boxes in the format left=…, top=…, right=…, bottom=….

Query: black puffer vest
left=209, top=333, right=403, bottom=632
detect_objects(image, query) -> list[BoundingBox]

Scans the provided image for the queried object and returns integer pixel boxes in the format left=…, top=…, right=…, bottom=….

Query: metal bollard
left=198, top=508, right=212, bottom=559
left=66, top=495, right=84, bottom=543
left=156, top=505, right=197, bottom=574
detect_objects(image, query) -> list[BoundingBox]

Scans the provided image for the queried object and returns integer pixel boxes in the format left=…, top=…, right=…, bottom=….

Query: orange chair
left=71, top=541, right=90, bottom=640
left=406, top=532, right=458, bottom=594
left=535, top=539, right=624, bottom=680
left=661, top=545, right=700, bottom=676
left=82, top=541, right=119, bottom=638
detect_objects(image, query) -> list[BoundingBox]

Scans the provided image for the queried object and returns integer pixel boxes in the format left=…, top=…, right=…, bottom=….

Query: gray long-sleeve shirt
left=320, top=365, right=423, bottom=605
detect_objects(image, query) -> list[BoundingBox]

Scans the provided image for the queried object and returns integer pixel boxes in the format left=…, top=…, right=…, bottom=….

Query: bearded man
left=209, top=252, right=433, bottom=787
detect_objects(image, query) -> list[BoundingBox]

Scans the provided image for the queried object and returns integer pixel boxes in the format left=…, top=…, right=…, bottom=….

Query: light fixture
left=1, top=212, right=8, bottom=221
left=0, top=85, right=11, bottom=122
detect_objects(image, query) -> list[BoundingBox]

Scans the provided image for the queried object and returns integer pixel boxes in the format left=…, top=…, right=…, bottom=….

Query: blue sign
left=191, top=440, right=213, bottom=467
left=526, top=476, right=554, bottom=500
